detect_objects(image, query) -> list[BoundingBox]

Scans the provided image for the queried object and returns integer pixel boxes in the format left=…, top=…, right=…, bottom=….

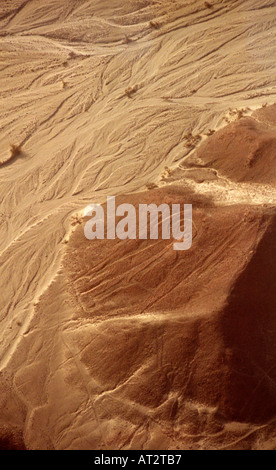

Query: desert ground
left=0, top=0, right=276, bottom=450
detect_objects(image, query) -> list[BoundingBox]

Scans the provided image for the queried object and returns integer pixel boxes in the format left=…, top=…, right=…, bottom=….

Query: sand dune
left=187, top=111, right=276, bottom=184
left=0, top=0, right=276, bottom=450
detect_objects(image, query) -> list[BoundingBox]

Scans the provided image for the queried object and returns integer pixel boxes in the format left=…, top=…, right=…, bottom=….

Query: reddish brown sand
left=64, top=189, right=276, bottom=435
left=253, top=103, right=276, bottom=128
left=0, top=427, right=26, bottom=451
left=187, top=114, right=276, bottom=184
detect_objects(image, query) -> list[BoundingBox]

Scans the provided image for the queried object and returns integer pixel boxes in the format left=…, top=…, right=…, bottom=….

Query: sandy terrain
left=0, top=0, right=276, bottom=450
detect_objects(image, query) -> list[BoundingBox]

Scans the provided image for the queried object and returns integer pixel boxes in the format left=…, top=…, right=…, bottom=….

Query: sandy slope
left=0, top=0, right=276, bottom=450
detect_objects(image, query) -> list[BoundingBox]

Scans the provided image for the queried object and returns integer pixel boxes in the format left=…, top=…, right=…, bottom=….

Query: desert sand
left=0, top=0, right=276, bottom=450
